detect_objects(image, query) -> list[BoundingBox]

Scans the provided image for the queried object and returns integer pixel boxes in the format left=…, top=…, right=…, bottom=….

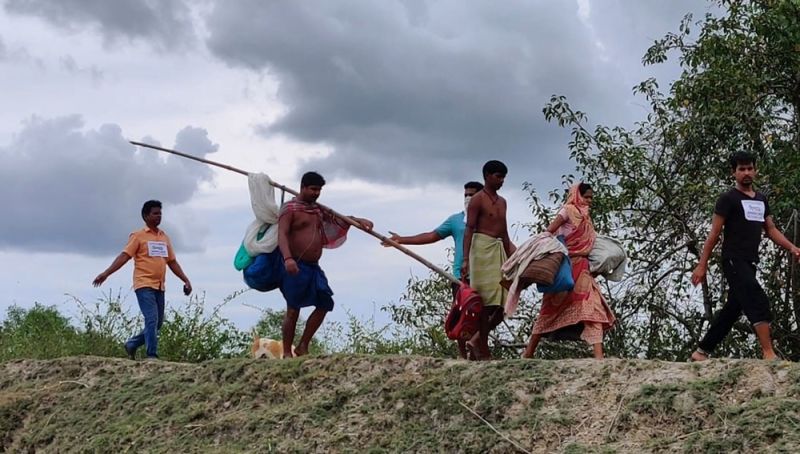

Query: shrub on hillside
left=0, top=303, right=119, bottom=361
left=157, top=291, right=251, bottom=362
left=321, top=309, right=417, bottom=355
left=0, top=290, right=253, bottom=363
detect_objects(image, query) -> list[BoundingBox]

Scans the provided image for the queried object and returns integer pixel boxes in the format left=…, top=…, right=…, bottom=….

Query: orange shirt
left=122, top=227, right=176, bottom=291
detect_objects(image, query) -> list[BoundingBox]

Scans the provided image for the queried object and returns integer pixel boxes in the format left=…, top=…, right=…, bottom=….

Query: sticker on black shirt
left=741, top=200, right=765, bottom=222
left=714, top=189, right=770, bottom=263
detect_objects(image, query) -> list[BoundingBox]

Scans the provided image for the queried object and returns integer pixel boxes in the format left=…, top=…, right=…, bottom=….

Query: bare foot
left=523, top=334, right=542, bottom=359
left=473, top=342, right=492, bottom=361
left=282, top=349, right=294, bottom=359
left=521, top=346, right=535, bottom=359
left=294, top=343, right=309, bottom=357
left=763, top=351, right=778, bottom=361
left=465, top=341, right=478, bottom=361
left=457, top=340, right=468, bottom=360
left=689, top=350, right=708, bottom=362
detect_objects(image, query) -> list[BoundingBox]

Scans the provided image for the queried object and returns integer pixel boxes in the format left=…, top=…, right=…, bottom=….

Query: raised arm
left=546, top=213, right=567, bottom=235
left=349, top=216, right=374, bottom=232
left=384, top=231, right=442, bottom=247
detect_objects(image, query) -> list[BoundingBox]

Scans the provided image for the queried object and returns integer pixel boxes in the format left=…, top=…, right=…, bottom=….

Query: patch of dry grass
left=0, top=356, right=799, bottom=452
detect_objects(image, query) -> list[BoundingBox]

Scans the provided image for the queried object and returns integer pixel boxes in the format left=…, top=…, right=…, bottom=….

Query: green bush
left=0, top=303, right=119, bottom=361
left=0, top=284, right=468, bottom=362
left=157, top=291, right=251, bottom=362
left=0, top=289, right=254, bottom=363
left=70, top=289, right=138, bottom=357
left=321, top=308, right=416, bottom=355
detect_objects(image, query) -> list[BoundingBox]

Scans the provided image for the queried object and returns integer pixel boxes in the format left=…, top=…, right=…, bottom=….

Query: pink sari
left=532, top=185, right=615, bottom=344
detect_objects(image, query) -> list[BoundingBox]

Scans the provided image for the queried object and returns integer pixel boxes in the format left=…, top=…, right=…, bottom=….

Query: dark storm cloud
left=2, top=0, right=714, bottom=188
left=203, top=1, right=715, bottom=187
left=3, top=0, right=196, bottom=50
left=0, top=115, right=218, bottom=255
left=204, top=0, right=622, bottom=185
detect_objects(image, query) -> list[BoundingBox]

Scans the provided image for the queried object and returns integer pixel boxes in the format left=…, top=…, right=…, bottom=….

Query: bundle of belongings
left=233, top=173, right=283, bottom=291
left=445, top=282, right=483, bottom=341
left=588, top=235, right=626, bottom=282
left=501, top=233, right=628, bottom=317
left=233, top=173, right=351, bottom=293
left=501, top=232, right=569, bottom=316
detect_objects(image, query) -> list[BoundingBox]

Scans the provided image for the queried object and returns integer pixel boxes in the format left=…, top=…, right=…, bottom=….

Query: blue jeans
left=127, top=288, right=165, bottom=358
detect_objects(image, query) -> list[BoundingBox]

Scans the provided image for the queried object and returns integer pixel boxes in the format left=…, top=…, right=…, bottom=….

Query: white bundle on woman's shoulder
left=589, top=235, right=626, bottom=281
left=243, top=173, right=279, bottom=255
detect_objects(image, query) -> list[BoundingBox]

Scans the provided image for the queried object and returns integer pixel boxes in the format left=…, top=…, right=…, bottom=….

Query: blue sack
left=243, top=249, right=284, bottom=292
left=537, top=237, right=575, bottom=293
left=536, top=254, right=574, bottom=293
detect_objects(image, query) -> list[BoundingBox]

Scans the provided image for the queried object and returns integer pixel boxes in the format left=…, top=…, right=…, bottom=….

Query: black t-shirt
left=714, top=188, right=770, bottom=263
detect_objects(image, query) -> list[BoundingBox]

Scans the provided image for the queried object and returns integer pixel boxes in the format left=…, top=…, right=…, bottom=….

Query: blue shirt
left=434, top=212, right=466, bottom=279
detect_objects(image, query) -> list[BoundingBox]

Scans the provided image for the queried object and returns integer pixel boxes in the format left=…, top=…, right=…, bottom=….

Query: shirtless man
left=385, top=181, right=484, bottom=359
left=278, top=171, right=373, bottom=358
left=463, top=160, right=515, bottom=360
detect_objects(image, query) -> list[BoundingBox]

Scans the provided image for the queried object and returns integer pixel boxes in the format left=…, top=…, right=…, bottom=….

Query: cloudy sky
left=0, top=0, right=712, bottom=332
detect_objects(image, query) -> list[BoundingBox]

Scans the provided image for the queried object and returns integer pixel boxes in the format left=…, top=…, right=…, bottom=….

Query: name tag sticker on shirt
left=147, top=241, right=169, bottom=257
left=741, top=200, right=765, bottom=222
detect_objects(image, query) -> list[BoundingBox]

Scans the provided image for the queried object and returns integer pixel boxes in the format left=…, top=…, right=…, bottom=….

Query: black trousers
left=698, top=258, right=772, bottom=354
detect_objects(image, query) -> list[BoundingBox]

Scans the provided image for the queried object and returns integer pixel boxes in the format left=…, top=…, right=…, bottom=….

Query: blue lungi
left=280, top=260, right=335, bottom=312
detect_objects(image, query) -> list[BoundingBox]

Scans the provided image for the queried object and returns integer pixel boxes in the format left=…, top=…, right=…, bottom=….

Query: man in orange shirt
left=93, top=200, right=192, bottom=360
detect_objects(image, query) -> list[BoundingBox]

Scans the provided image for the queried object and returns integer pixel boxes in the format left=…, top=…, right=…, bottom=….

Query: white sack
left=588, top=235, right=626, bottom=282
left=243, top=173, right=280, bottom=255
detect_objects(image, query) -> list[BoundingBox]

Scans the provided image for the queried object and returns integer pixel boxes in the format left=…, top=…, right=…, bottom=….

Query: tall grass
left=0, top=290, right=252, bottom=362
left=0, top=289, right=425, bottom=363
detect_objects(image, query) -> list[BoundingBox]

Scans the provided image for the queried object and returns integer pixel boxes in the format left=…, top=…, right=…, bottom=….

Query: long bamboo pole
left=129, top=141, right=460, bottom=285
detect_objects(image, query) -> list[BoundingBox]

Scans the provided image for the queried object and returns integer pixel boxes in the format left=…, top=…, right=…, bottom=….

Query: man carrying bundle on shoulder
left=278, top=171, right=373, bottom=358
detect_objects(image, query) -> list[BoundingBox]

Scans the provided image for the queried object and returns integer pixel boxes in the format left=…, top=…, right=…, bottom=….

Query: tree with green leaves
left=387, top=0, right=800, bottom=361
left=525, top=0, right=800, bottom=360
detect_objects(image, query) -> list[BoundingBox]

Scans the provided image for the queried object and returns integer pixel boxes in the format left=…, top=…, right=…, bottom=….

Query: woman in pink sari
left=522, top=183, right=616, bottom=359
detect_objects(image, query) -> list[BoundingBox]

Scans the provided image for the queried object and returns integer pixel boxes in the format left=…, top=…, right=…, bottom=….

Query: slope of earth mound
left=1, top=355, right=799, bottom=452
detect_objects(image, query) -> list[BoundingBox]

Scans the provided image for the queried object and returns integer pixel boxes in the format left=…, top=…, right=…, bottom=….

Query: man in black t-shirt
left=690, top=152, right=800, bottom=361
